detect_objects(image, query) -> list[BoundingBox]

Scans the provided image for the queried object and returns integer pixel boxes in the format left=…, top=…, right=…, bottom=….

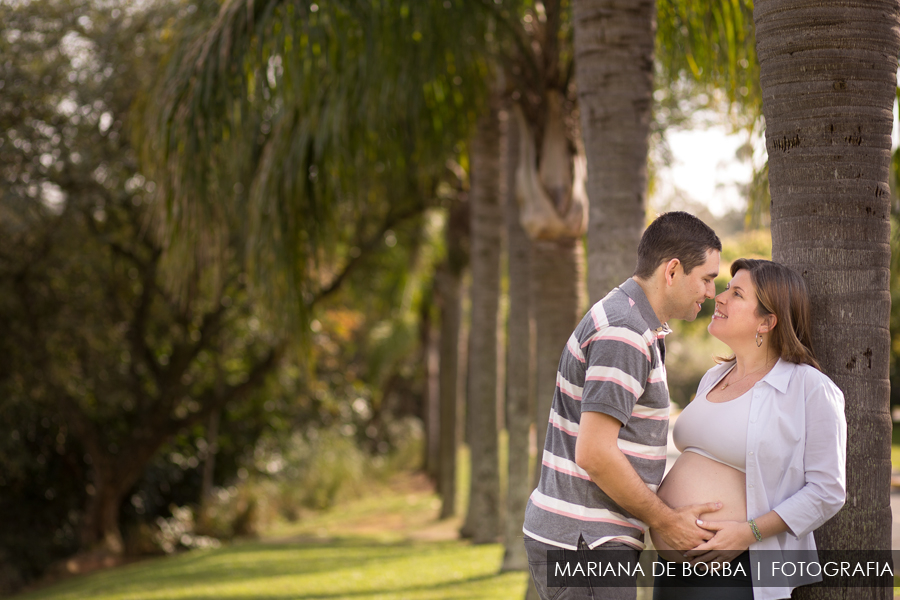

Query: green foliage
left=656, top=0, right=760, bottom=122
left=887, top=91, right=900, bottom=409
left=743, top=160, right=771, bottom=230
left=889, top=215, right=900, bottom=407
left=719, top=228, right=773, bottom=265
left=651, top=1, right=764, bottom=214
left=0, top=0, right=288, bottom=588
left=0, top=0, right=436, bottom=586
left=140, top=0, right=493, bottom=329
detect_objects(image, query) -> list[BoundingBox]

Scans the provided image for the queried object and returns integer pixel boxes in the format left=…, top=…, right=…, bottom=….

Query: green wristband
left=748, top=519, right=762, bottom=542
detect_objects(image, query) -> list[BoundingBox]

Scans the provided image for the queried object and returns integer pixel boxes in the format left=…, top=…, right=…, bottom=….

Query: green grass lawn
left=16, top=540, right=524, bottom=600
left=16, top=435, right=900, bottom=600
left=15, top=471, right=528, bottom=600
left=891, top=425, right=900, bottom=471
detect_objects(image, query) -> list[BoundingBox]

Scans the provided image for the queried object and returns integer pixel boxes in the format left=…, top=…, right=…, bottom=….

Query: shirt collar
left=758, top=357, right=795, bottom=393
left=620, top=278, right=669, bottom=336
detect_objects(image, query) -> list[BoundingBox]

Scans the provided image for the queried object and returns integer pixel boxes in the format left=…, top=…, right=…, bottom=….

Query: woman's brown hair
left=721, top=258, right=821, bottom=370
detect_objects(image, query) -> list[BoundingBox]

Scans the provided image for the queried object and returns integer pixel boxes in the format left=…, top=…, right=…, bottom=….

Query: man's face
left=670, top=249, right=720, bottom=322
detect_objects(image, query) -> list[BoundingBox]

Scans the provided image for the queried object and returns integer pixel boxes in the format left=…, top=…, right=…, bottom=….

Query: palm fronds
left=138, top=0, right=497, bottom=326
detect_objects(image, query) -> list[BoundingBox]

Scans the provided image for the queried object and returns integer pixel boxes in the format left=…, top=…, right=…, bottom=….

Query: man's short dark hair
left=633, top=211, right=721, bottom=279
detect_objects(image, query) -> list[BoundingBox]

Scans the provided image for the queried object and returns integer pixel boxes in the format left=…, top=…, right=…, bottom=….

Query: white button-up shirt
left=696, top=358, right=847, bottom=600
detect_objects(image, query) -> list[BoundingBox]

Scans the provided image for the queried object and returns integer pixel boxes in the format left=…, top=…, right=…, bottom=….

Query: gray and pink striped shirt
left=523, top=278, right=670, bottom=550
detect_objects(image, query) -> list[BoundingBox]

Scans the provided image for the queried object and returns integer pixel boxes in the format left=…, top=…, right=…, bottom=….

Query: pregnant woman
left=650, top=259, right=846, bottom=600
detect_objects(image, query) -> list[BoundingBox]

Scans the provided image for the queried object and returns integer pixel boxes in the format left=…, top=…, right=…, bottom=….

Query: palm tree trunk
left=756, top=3, right=899, bottom=596
left=573, top=0, right=656, bottom=302
left=461, top=97, right=503, bottom=543
left=436, top=266, right=462, bottom=518
left=436, top=196, right=468, bottom=519
left=531, top=239, right=584, bottom=486
left=501, top=107, right=536, bottom=571
left=422, top=299, right=440, bottom=482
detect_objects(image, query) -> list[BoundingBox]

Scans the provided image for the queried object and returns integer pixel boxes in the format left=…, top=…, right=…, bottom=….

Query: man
left=523, top=211, right=723, bottom=599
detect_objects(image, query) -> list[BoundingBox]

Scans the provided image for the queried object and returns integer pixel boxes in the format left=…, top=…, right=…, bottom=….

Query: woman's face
left=708, top=269, right=765, bottom=346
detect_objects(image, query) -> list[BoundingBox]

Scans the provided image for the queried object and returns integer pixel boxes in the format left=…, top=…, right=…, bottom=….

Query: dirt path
left=261, top=471, right=464, bottom=544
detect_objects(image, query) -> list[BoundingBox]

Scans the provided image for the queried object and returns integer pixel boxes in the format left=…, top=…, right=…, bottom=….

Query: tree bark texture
left=73, top=427, right=173, bottom=554
left=462, top=99, right=503, bottom=543
left=574, top=0, right=656, bottom=302
left=531, top=239, right=585, bottom=487
left=501, top=108, right=536, bottom=571
left=756, top=2, right=899, bottom=596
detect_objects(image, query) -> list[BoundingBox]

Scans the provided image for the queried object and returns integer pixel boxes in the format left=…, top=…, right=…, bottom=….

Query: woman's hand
left=683, top=519, right=756, bottom=565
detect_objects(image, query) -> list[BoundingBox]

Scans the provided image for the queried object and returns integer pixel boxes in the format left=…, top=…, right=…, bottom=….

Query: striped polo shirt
left=522, top=278, right=670, bottom=551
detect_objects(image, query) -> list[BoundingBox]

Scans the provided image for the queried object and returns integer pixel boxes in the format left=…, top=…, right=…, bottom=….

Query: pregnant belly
left=649, top=450, right=747, bottom=562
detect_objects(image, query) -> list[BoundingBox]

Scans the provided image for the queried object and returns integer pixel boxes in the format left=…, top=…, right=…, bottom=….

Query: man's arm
left=575, top=411, right=720, bottom=551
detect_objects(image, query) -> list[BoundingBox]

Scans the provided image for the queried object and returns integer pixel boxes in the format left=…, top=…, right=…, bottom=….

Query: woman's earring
left=755, top=332, right=763, bottom=348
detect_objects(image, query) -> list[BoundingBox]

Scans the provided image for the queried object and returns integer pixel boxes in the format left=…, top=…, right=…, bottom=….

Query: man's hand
left=576, top=412, right=724, bottom=548
left=651, top=502, right=722, bottom=552
left=684, top=520, right=756, bottom=565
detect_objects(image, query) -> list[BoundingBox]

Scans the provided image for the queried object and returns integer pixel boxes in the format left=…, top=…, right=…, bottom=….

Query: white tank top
left=672, top=377, right=752, bottom=473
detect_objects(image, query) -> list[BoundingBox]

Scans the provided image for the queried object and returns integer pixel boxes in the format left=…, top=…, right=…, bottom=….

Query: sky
left=654, top=125, right=759, bottom=217
left=658, top=103, right=900, bottom=218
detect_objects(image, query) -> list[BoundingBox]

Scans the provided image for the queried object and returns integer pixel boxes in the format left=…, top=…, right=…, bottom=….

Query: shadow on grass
left=123, top=571, right=513, bottom=600
left=17, top=537, right=527, bottom=600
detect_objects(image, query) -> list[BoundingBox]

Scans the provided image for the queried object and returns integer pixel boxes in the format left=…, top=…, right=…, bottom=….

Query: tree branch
left=129, top=248, right=163, bottom=385
left=162, top=299, right=230, bottom=386
left=309, top=203, right=428, bottom=307
left=167, top=341, right=285, bottom=436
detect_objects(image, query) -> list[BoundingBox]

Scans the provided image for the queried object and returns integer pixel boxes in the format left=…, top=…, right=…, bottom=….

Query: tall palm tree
left=501, top=103, right=536, bottom=571
left=575, top=0, right=760, bottom=302
left=462, top=95, right=504, bottom=543
left=574, top=0, right=656, bottom=301
left=755, top=0, right=900, bottom=591
left=436, top=189, right=469, bottom=520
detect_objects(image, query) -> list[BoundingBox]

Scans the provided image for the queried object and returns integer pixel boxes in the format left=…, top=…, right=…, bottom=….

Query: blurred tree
left=0, top=2, right=449, bottom=593
left=0, top=0, right=281, bottom=576
left=435, top=191, right=469, bottom=520
left=656, top=0, right=760, bottom=117
left=139, top=0, right=493, bottom=528
left=461, top=93, right=504, bottom=543
left=574, top=0, right=655, bottom=302
left=755, top=0, right=899, bottom=590
left=139, top=0, right=507, bottom=545
left=891, top=216, right=900, bottom=413
left=501, top=103, right=536, bottom=571
left=887, top=97, right=900, bottom=416
left=139, top=0, right=485, bottom=326
left=496, top=0, right=587, bottom=570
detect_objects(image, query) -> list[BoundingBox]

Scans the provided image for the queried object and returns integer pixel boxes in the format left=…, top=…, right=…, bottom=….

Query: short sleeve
left=579, top=324, right=653, bottom=425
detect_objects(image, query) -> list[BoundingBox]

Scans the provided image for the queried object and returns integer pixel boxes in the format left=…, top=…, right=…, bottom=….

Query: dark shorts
left=524, top=535, right=640, bottom=600
left=652, top=551, right=753, bottom=600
